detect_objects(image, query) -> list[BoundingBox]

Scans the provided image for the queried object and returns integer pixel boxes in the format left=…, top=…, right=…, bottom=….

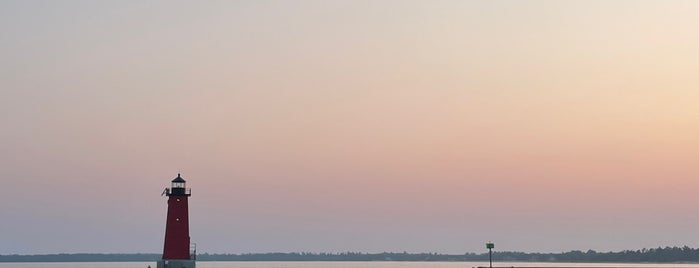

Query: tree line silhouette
left=3, top=247, right=699, bottom=262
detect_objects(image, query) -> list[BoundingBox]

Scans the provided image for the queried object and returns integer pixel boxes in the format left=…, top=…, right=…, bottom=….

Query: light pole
left=486, top=242, right=494, bottom=268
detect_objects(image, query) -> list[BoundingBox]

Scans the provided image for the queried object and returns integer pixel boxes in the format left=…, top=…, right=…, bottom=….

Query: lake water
left=2, top=262, right=699, bottom=268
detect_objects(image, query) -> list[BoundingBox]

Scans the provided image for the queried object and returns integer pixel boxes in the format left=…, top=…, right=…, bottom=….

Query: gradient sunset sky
left=3, top=0, right=699, bottom=255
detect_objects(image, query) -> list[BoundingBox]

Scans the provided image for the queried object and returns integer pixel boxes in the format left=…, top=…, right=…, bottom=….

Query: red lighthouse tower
left=157, top=174, right=195, bottom=268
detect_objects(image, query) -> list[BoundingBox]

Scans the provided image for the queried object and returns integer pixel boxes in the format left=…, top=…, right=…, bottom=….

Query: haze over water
left=3, top=1, right=699, bottom=255
left=5, top=263, right=699, bottom=268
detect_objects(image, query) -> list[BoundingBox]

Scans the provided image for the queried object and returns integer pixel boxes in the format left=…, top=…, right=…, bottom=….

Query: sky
left=2, top=0, right=699, bottom=255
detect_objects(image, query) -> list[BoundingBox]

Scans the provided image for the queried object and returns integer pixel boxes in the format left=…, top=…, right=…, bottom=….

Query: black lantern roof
left=172, top=173, right=186, bottom=183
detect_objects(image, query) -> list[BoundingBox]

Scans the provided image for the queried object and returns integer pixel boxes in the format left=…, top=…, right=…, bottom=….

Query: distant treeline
left=0, top=253, right=159, bottom=262
left=4, top=247, right=699, bottom=262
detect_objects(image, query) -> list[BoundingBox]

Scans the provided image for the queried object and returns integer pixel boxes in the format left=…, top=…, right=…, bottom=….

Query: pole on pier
left=486, top=242, right=494, bottom=268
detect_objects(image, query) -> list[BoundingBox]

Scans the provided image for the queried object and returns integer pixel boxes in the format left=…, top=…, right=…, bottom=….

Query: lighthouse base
left=157, top=259, right=195, bottom=268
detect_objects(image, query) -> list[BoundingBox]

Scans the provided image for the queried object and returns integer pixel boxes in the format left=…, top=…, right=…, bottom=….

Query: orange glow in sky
left=2, top=0, right=699, bottom=254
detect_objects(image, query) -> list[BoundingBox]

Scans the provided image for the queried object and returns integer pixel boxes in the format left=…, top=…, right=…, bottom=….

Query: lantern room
left=167, top=173, right=191, bottom=196
left=172, top=174, right=186, bottom=188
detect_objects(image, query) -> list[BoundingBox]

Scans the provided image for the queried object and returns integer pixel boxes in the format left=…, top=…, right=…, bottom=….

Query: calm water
left=2, top=262, right=699, bottom=268
left=3, top=262, right=699, bottom=268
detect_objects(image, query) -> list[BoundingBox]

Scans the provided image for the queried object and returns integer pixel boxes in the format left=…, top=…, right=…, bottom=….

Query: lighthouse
left=157, top=174, right=195, bottom=268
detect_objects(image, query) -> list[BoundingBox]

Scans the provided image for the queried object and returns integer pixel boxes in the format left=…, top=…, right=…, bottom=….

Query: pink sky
left=2, top=0, right=699, bottom=254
